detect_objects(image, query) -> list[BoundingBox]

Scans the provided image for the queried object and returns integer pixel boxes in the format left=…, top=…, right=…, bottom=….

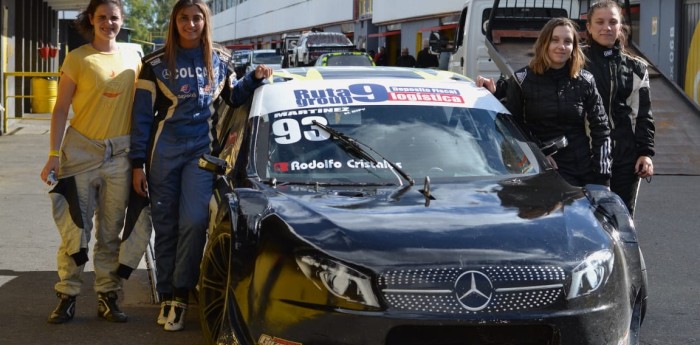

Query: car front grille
left=379, top=266, right=566, bottom=314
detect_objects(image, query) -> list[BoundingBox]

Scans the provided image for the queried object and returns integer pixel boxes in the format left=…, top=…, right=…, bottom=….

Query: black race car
left=198, top=67, right=647, bottom=345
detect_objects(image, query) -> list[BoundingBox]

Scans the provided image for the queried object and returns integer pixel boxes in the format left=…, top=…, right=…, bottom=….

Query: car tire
left=628, top=289, right=646, bottom=345
left=199, top=225, right=248, bottom=345
left=628, top=247, right=647, bottom=345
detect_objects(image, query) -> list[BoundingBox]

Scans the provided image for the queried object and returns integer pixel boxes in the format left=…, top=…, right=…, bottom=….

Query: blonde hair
left=164, top=0, right=214, bottom=85
left=529, top=17, right=585, bottom=78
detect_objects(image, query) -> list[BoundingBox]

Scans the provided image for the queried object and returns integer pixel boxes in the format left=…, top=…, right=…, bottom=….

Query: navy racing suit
left=130, top=45, right=263, bottom=295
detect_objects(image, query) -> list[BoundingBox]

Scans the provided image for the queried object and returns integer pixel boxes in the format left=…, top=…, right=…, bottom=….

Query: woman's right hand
left=132, top=168, right=149, bottom=197
left=40, top=157, right=59, bottom=185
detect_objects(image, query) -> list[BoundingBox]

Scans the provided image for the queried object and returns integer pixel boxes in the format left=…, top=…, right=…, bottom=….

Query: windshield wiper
left=312, top=120, right=415, bottom=186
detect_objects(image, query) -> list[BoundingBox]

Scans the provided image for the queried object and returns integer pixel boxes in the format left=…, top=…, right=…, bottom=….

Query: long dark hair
left=586, top=0, right=631, bottom=53
left=164, top=0, right=214, bottom=85
left=74, top=0, right=124, bottom=41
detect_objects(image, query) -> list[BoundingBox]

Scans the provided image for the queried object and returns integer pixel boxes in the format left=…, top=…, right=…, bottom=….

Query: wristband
left=49, top=149, right=60, bottom=157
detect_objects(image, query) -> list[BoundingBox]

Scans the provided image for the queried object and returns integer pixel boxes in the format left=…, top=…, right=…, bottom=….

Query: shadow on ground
left=0, top=269, right=203, bottom=345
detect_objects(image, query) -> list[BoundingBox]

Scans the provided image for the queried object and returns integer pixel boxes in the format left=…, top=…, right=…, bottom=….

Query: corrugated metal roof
left=45, top=0, right=90, bottom=11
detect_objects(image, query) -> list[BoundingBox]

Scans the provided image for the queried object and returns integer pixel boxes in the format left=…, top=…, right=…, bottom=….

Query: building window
left=359, top=0, right=372, bottom=19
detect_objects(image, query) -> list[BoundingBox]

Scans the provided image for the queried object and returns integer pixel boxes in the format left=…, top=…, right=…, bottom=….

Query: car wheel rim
left=200, top=232, right=238, bottom=345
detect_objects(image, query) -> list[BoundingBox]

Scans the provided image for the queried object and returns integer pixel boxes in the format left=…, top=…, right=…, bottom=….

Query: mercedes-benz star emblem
left=454, top=270, right=493, bottom=311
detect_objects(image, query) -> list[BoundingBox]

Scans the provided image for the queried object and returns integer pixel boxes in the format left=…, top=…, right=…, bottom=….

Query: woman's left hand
left=635, top=156, right=654, bottom=178
left=254, top=64, right=273, bottom=80
left=476, top=75, right=496, bottom=94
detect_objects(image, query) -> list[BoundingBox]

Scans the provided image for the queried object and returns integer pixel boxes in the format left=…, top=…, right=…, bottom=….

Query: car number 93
left=272, top=116, right=330, bottom=144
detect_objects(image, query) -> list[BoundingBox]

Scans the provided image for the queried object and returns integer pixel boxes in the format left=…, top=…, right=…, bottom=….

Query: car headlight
left=296, top=254, right=380, bottom=308
left=567, top=249, right=614, bottom=299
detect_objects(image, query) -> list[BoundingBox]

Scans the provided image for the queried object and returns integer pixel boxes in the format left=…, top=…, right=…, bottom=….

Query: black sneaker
left=97, top=291, right=127, bottom=322
left=48, top=293, right=76, bottom=324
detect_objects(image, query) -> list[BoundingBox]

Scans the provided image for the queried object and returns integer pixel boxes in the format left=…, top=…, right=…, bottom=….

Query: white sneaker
left=156, top=301, right=172, bottom=326
left=163, top=301, right=187, bottom=331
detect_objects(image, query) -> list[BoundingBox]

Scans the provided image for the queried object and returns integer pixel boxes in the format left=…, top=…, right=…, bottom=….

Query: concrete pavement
left=4, top=116, right=700, bottom=344
left=0, top=118, right=203, bottom=345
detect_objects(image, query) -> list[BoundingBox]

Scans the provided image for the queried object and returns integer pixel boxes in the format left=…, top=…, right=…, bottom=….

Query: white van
left=117, top=42, right=144, bottom=58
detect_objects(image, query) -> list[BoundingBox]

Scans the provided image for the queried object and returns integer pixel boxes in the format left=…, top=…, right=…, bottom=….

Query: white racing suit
left=50, top=127, right=150, bottom=295
left=118, top=190, right=153, bottom=279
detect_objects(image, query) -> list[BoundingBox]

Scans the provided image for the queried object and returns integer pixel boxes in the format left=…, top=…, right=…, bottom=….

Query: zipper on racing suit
left=608, top=61, right=617, bottom=150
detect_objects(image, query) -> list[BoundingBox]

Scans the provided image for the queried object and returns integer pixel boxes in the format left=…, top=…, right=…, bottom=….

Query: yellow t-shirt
left=61, top=44, right=141, bottom=140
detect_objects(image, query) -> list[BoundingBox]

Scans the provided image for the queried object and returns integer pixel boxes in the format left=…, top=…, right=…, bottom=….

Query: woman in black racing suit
left=584, top=0, right=655, bottom=217
left=505, top=17, right=612, bottom=187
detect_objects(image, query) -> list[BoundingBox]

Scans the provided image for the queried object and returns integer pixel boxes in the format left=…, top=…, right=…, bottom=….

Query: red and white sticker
left=258, top=334, right=302, bottom=345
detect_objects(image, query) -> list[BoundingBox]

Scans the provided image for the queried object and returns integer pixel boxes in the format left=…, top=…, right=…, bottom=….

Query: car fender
left=584, top=184, right=638, bottom=243
left=209, top=175, right=233, bottom=237
left=586, top=184, right=647, bottom=324
left=232, top=188, right=270, bottom=245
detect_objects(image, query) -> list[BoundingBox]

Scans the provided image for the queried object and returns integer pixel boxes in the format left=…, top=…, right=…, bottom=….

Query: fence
left=2, top=71, right=60, bottom=134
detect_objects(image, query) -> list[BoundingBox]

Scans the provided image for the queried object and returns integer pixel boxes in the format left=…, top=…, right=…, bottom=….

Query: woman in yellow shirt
left=39, top=0, right=141, bottom=324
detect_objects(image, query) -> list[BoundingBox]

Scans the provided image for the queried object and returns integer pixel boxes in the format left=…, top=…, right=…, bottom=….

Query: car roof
left=301, top=31, right=347, bottom=37
left=252, top=49, right=278, bottom=54
left=319, top=51, right=369, bottom=57
left=299, top=31, right=353, bottom=45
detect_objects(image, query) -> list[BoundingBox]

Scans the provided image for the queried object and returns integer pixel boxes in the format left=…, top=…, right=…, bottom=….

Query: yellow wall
left=685, top=22, right=700, bottom=106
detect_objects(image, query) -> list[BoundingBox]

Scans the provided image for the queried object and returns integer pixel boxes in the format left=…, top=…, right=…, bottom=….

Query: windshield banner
left=254, top=79, right=506, bottom=115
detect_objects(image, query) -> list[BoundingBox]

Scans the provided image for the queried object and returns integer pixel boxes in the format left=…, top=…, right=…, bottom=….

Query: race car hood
left=264, top=171, right=613, bottom=268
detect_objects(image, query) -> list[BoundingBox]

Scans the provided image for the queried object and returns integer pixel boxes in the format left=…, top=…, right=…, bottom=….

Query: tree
left=123, top=0, right=177, bottom=53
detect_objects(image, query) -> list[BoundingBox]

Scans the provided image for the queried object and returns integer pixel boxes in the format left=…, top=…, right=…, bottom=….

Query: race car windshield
left=253, top=52, right=282, bottom=64
left=321, top=54, right=373, bottom=66
left=255, top=105, right=541, bottom=184
left=311, top=120, right=414, bottom=186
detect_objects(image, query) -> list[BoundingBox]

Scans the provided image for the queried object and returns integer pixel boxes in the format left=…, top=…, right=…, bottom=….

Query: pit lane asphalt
left=0, top=119, right=203, bottom=345
left=1, top=118, right=699, bottom=344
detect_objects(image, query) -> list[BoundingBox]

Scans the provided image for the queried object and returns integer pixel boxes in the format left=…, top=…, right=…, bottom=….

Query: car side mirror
left=540, top=136, right=568, bottom=156
left=198, top=153, right=228, bottom=174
